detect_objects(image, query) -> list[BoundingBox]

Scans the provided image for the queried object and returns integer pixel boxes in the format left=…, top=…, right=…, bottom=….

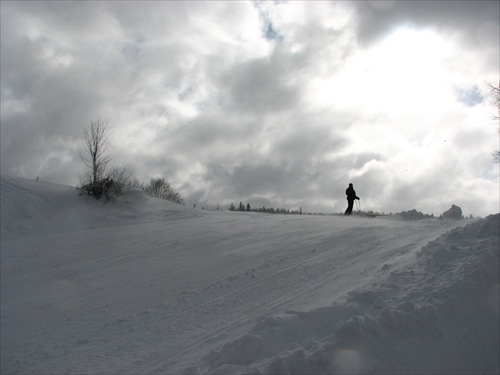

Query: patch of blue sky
left=178, top=86, right=194, bottom=102
left=265, top=22, right=283, bottom=43
left=456, top=86, right=485, bottom=107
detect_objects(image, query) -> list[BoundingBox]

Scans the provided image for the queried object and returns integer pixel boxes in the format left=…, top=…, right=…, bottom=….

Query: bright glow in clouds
left=0, top=1, right=498, bottom=217
left=320, top=27, right=453, bottom=112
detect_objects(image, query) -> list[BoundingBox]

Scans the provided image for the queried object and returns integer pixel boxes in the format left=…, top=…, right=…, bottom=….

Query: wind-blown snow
left=1, top=175, right=498, bottom=374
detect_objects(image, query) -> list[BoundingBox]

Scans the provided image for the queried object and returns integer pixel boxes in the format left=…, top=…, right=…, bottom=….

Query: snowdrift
left=0, top=175, right=200, bottom=241
left=195, top=214, right=499, bottom=374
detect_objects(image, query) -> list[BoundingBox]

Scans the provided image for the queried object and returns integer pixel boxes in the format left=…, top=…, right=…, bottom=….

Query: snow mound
left=192, top=214, right=500, bottom=374
left=0, top=175, right=199, bottom=240
left=442, top=204, right=463, bottom=219
left=120, top=186, right=149, bottom=202
left=394, top=209, right=433, bottom=220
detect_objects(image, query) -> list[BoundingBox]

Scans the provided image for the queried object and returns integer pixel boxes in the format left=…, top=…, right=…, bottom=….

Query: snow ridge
left=192, top=215, right=500, bottom=374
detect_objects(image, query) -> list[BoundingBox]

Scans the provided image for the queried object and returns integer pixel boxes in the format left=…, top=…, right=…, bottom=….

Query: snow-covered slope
left=1, top=175, right=498, bottom=374
left=200, top=215, right=499, bottom=374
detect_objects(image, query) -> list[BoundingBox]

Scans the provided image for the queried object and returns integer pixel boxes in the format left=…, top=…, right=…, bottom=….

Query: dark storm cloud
left=220, top=56, right=301, bottom=114
left=163, top=114, right=261, bottom=160
left=107, top=1, right=190, bottom=35
left=354, top=1, right=500, bottom=75
left=197, top=149, right=387, bottom=213
left=0, top=1, right=200, bottom=180
left=193, top=122, right=352, bottom=208
left=0, top=13, right=109, bottom=178
left=1, top=1, right=107, bottom=38
left=230, top=164, right=290, bottom=196
left=353, top=1, right=499, bottom=46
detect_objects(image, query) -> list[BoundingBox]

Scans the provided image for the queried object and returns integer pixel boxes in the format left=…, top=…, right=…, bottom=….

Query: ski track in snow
left=1, top=175, right=498, bottom=374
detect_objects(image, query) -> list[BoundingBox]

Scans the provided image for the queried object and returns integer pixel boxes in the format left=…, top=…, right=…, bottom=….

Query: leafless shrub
left=143, top=178, right=184, bottom=204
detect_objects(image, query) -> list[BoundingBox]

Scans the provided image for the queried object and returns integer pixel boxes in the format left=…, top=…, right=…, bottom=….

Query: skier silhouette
left=344, top=183, right=360, bottom=215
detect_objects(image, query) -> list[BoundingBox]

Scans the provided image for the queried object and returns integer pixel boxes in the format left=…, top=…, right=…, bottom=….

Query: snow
left=1, top=175, right=498, bottom=374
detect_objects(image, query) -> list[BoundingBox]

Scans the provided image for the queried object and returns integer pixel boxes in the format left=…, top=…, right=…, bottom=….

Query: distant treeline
left=223, top=202, right=389, bottom=217
left=228, top=201, right=302, bottom=215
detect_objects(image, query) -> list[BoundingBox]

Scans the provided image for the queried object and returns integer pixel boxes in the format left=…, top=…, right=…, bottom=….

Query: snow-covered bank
left=1, top=175, right=498, bottom=374
left=196, top=214, right=499, bottom=374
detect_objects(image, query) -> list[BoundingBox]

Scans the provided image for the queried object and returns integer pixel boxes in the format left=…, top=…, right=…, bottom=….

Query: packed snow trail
left=1, top=176, right=498, bottom=374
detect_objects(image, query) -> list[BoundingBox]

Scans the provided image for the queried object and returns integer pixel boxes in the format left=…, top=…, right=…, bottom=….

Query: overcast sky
left=1, top=1, right=499, bottom=216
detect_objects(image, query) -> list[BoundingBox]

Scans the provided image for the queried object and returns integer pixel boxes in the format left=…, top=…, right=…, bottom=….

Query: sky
left=1, top=0, right=499, bottom=216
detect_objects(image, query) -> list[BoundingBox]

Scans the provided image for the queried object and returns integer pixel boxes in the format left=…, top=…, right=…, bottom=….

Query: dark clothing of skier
left=344, top=183, right=360, bottom=215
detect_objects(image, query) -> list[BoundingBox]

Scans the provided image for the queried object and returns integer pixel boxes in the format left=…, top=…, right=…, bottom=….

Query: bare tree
left=80, top=117, right=112, bottom=198
left=143, top=178, right=184, bottom=204
left=488, top=83, right=500, bottom=163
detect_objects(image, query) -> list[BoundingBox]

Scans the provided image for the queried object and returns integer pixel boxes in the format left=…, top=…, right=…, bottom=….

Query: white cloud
left=1, top=1, right=498, bottom=217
